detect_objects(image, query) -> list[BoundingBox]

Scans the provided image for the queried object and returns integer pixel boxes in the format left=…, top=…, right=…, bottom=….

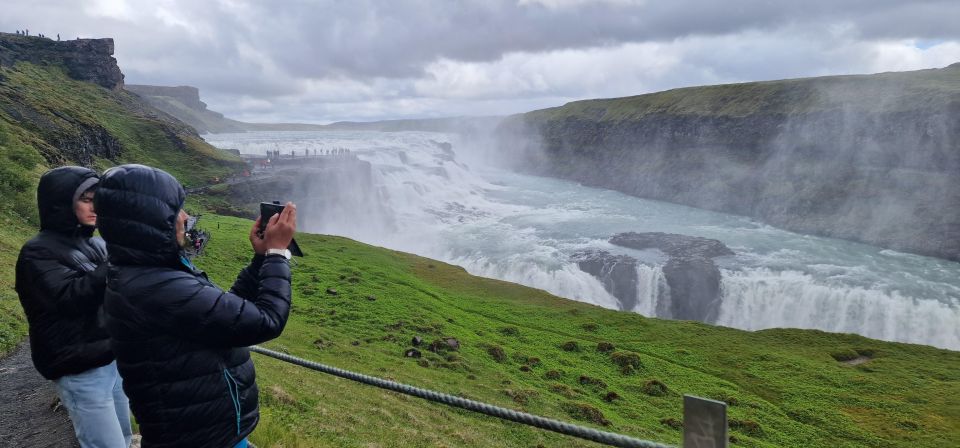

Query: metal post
left=682, top=395, right=727, bottom=448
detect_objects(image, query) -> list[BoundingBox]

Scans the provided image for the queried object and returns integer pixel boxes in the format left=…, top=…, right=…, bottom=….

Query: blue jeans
left=55, top=361, right=133, bottom=448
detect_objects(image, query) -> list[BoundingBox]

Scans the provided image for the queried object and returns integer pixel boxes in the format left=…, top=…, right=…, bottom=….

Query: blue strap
left=223, top=369, right=242, bottom=435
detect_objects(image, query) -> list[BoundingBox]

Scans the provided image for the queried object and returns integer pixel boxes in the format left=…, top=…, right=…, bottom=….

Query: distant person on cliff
left=15, top=166, right=133, bottom=448
left=94, top=164, right=296, bottom=447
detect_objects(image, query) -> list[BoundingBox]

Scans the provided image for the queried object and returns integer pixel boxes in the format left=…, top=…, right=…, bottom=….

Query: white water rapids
left=206, top=131, right=960, bottom=351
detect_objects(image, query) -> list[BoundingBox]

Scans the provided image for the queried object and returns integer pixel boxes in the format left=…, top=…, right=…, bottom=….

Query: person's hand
left=264, top=202, right=297, bottom=252
left=249, top=216, right=268, bottom=255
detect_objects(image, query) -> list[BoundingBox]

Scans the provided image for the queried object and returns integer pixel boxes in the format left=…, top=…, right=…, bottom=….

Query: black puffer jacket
left=95, top=164, right=292, bottom=448
left=15, top=166, right=112, bottom=380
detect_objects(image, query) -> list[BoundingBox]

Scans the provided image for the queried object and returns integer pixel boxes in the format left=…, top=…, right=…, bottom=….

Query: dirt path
left=0, top=342, right=79, bottom=447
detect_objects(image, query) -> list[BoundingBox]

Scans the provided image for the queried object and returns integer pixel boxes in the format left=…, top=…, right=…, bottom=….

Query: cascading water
left=715, top=268, right=960, bottom=349
left=206, top=130, right=960, bottom=351
left=633, top=264, right=669, bottom=318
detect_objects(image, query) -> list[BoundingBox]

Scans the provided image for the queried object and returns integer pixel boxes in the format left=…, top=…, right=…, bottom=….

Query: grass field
left=191, top=214, right=959, bottom=448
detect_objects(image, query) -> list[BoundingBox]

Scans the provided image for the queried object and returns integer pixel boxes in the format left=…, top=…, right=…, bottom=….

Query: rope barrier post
left=682, top=395, right=727, bottom=448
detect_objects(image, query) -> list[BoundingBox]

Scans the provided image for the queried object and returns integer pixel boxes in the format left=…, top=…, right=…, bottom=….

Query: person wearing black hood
left=15, top=166, right=133, bottom=448
left=95, top=164, right=295, bottom=448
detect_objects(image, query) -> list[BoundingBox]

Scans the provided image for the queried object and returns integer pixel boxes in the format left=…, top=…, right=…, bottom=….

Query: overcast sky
left=3, top=0, right=960, bottom=123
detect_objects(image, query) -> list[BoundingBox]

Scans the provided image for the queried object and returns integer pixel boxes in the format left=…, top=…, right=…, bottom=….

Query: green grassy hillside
left=191, top=214, right=958, bottom=448
left=0, top=60, right=244, bottom=354
left=527, top=63, right=960, bottom=122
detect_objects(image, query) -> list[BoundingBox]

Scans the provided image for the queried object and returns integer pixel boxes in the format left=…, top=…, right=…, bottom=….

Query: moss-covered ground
left=191, top=214, right=959, bottom=448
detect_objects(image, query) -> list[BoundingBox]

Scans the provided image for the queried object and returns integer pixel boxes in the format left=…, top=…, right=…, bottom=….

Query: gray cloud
left=2, top=0, right=959, bottom=122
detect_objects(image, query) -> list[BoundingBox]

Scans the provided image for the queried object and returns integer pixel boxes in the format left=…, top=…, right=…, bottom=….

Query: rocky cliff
left=0, top=33, right=123, bottom=89
left=125, top=82, right=503, bottom=135
left=126, top=85, right=207, bottom=110
left=0, top=32, right=242, bottom=214
left=125, top=84, right=249, bottom=134
left=498, top=64, right=960, bottom=261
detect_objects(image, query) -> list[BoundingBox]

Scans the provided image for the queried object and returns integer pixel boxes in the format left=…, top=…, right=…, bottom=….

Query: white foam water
left=633, top=264, right=669, bottom=317
left=205, top=130, right=960, bottom=351
left=715, top=268, right=960, bottom=349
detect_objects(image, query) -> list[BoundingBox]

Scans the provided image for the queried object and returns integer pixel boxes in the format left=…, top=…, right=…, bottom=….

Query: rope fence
left=250, top=345, right=676, bottom=448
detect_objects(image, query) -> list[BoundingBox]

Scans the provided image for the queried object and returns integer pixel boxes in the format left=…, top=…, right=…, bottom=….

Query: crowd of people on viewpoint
left=16, top=164, right=297, bottom=447
left=264, top=147, right=350, bottom=160
left=11, top=29, right=65, bottom=40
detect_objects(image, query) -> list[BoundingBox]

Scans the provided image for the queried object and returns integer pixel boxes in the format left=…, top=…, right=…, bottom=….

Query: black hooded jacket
left=95, top=164, right=292, bottom=448
left=15, top=166, right=112, bottom=380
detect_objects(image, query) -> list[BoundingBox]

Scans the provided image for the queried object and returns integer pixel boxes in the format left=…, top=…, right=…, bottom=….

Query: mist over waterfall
left=207, top=130, right=960, bottom=351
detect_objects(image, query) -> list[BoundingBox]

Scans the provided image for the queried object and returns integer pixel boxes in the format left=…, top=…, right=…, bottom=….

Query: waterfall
left=451, top=255, right=621, bottom=309
left=206, top=130, right=960, bottom=352
left=716, top=268, right=960, bottom=350
left=633, top=264, right=669, bottom=317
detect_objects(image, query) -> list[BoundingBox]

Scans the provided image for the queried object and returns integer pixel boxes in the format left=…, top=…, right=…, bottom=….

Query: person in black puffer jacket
left=16, top=165, right=133, bottom=447
left=95, top=164, right=297, bottom=448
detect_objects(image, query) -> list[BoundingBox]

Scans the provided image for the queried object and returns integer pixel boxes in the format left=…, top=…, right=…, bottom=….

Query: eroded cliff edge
left=497, top=64, right=960, bottom=261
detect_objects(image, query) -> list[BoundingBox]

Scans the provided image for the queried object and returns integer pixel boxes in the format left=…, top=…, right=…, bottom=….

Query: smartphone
left=258, top=201, right=304, bottom=257
left=259, top=202, right=284, bottom=233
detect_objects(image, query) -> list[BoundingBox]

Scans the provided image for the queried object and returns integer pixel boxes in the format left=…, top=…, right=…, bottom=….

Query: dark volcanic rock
left=574, top=232, right=734, bottom=322
left=572, top=250, right=639, bottom=311
left=124, top=84, right=248, bottom=134
left=610, top=232, right=732, bottom=322
left=126, top=85, right=207, bottom=110
left=50, top=124, right=123, bottom=166
left=661, top=257, right=723, bottom=322
left=610, top=232, right=734, bottom=259
left=0, top=34, right=123, bottom=89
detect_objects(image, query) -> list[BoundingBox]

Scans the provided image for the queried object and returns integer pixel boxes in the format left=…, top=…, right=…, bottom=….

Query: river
left=206, top=130, right=960, bottom=351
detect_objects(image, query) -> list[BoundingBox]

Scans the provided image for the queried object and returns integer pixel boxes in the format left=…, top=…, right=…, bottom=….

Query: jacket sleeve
left=147, top=256, right=292, bottom=347
left=17, top=252, right=107, bottom=316
left=228, top=254, right=266, bottom=301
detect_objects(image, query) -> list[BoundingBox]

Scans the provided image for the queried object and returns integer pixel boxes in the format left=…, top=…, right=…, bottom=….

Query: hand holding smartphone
left=257, top=201, right=303, bottom=257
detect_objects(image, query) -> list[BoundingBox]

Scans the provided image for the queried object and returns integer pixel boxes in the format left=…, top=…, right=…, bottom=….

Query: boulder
left=610, top=232, right=732, bottom=322
left=662, top=256, right=723, bottom=321
left=610, top=232, right=734, bottom=259
left=572, top=250, right=639, bottom=311
left=574, top=232, right=734, bottom=323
